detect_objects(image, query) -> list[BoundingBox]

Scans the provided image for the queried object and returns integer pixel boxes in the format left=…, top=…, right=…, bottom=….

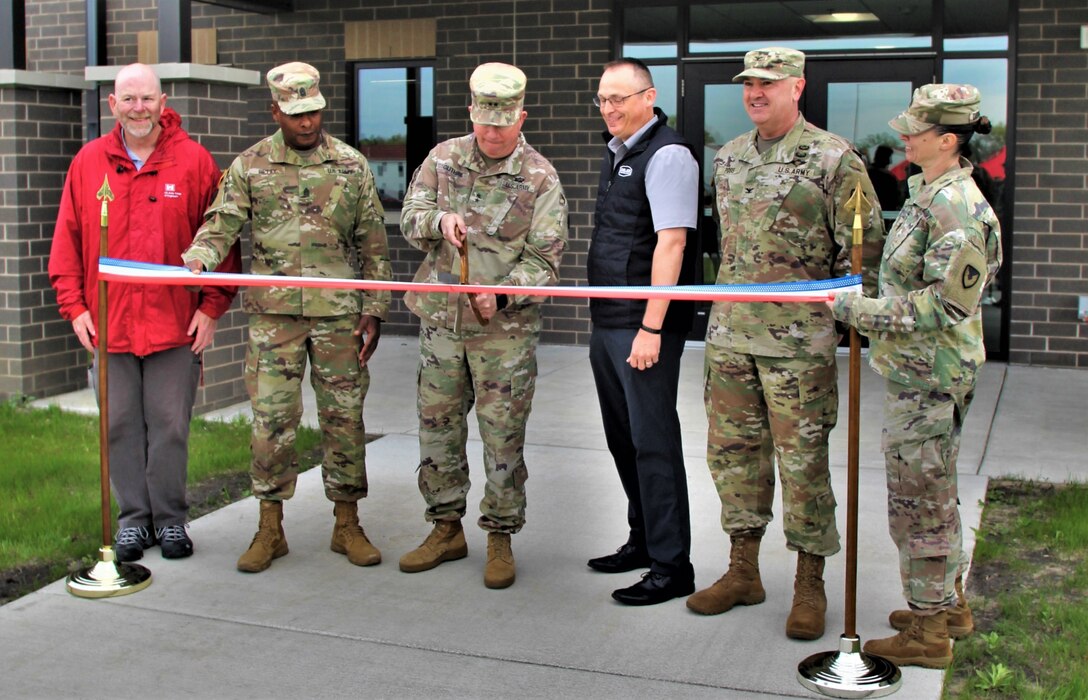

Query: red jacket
left=49, top=108, right=241, bottom=356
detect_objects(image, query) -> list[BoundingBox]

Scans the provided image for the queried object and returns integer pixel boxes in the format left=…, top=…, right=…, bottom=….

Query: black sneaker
left=156, top=524, right=194, bottom=559
left=114, top=526, right=155, bottom=562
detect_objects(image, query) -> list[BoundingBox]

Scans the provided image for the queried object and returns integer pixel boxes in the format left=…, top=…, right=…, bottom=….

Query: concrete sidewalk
left=9, top=340, right=1086, bottom=699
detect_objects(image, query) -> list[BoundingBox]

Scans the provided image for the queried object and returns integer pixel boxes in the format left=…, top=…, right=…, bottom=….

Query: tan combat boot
left=864, top=610, right=953, bottom=669
left=686, top=535, right=766, bottom=615
left=330, top=501, right=381, bottom=566
left=889, top=575, right=974, bottom=638
left=484, top=532, right=515, bottom=589
left=785, top=551, right=827, bottom=640
left=399, top=520, right=468, bottom=573
left=237, top=500, right=289, bottom=573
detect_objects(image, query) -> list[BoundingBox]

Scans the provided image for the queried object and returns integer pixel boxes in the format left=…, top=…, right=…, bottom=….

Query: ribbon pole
left=797, top=184, right=900, bottom=697
left=96, top=190, right=111, bottom=551
left=66, top=175, right=151, bottom=598
left=845, top=184, right=864, bottom=639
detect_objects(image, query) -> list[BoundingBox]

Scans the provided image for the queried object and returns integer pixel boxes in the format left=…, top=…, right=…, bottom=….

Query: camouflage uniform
left=832, top=152, right=1001, bottom=609
left=401, top=131, right=568, bottom=533
left=705, top=113, right=884, bottom=556
left=183, top=128, right=391, bottom=502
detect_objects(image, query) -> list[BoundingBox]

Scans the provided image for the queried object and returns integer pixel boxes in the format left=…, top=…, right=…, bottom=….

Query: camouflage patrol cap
left=469, top=62, right=526, bottom=127
left=733, top=47, right=806, bottom=82
left=267, top=61, right=326, bottom=115
left=889, top=83, right=981, bottom=135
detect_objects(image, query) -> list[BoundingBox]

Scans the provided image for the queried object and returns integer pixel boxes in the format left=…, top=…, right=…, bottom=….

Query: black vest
left=588, top=109, right=699, bottom=332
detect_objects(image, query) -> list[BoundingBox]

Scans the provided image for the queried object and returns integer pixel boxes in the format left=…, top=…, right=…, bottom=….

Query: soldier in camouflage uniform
left=398, top=63, right=568, bottom=590
left=830, top=84, right=1001, bottom=668
left=687, top=48, right=885, bottom=642
left=183, top=62, right=391, bottom=574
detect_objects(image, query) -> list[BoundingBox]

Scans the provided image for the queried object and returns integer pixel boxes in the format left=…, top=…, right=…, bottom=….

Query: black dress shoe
left=587, top=543, right=651, bottom=573
left=611, top=571, right=695, bottom=606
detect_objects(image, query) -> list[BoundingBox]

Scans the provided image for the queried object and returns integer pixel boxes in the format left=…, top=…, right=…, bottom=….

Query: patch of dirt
left=187, top=469, right=255, bottom=520
left=1, top=563, right=60, bottom=606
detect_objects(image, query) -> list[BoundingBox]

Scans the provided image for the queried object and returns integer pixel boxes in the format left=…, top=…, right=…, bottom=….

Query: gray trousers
left=93, top=345, right=199, bottom=530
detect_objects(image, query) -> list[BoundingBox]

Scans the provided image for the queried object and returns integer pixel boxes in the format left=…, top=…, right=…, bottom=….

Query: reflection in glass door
left=945, top=58, right=1009, bottom=357
left=684, top=63, right=747, bottom=339
left=354, top=64, right=434, bottom=214
left=826, top=81, right=914, bottom=224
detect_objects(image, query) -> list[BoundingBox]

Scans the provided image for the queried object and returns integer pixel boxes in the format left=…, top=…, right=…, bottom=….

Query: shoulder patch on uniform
left=942, top=245, right=988, bottom=315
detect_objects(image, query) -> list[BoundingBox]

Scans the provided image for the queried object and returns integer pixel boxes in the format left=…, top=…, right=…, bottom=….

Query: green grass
left=0, top=401, right=320, bottom=573
left=943, top=480, right=1088, bottom=699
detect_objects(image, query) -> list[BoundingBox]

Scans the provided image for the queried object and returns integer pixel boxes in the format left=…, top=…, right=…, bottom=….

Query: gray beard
left=124, top=121, right=154, bottom=139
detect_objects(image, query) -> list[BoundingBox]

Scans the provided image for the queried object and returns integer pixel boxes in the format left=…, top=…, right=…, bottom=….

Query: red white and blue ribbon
left=98, top=257, right=860, bottom=303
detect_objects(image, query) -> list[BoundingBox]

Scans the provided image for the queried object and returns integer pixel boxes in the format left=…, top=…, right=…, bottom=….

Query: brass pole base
left=66, top=546, right=152, bottom=599
left=798, top=635, right=902, bottom=698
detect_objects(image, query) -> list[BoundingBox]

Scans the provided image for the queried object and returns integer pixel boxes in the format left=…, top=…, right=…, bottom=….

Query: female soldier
left=829, top=84, right=1001, bottom=668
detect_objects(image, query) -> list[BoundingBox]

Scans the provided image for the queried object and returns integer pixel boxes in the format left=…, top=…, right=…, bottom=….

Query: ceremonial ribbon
left=98, top=257, right=860, bottom=303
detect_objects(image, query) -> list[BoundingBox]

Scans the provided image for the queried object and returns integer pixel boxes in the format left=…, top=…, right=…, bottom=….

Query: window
left=943, top=58, right=1008, bottom=217
left=354, top=63, right=435, bottom=211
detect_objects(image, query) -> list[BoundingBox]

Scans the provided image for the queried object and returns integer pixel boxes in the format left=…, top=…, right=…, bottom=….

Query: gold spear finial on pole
left=798, top=181, right=900, bottom=696
left=95, top=174, right=115, bottom=228
left=847, top=182, right=869, bottom=250
left=67, top=174, right=152, bottom=598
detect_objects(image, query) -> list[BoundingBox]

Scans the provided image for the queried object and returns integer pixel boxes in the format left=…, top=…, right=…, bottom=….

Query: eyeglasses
left=592, top=86, right=652, bottom=108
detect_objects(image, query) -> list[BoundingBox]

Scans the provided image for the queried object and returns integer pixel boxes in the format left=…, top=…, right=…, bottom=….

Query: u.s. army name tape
left=98, top=258, right=861, bottom=303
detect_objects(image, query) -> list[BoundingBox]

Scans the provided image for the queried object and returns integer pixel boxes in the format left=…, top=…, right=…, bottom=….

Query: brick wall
left=0, top=84, right=84, bottom=399
left=185, top=0, right=614, bottom=345
left=24, top=0, right=86, bottom=73
left=1013, top=0, right=1088, bottom=367
left=21, top=0, right=1086, bottom=369
left=25, top=0, right=612, bottom=349
left=155, top=79, right=255, bottom=412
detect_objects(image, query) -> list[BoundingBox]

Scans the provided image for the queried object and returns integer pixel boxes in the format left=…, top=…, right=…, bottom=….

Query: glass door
left=683, top=58, right=932, bottom=340
left=804, top=60, right=935, bottom=223
left=683, top=61, right=751, bottom=341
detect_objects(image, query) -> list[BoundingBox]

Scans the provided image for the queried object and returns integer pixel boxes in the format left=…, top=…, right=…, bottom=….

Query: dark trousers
left=589, top=326, right=692, bottom=576
left=93, top=345, right=199, bottom=530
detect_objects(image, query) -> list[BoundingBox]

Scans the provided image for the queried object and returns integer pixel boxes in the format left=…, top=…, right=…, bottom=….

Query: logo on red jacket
left=163, top=183, right=183, bottom=199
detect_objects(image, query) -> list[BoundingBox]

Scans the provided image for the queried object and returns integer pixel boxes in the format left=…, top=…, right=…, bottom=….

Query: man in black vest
left=586, top=58, right=700, bottom=606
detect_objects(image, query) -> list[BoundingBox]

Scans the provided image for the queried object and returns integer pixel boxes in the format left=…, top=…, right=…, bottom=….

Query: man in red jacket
left=49, top=63, right=241, bottom=562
